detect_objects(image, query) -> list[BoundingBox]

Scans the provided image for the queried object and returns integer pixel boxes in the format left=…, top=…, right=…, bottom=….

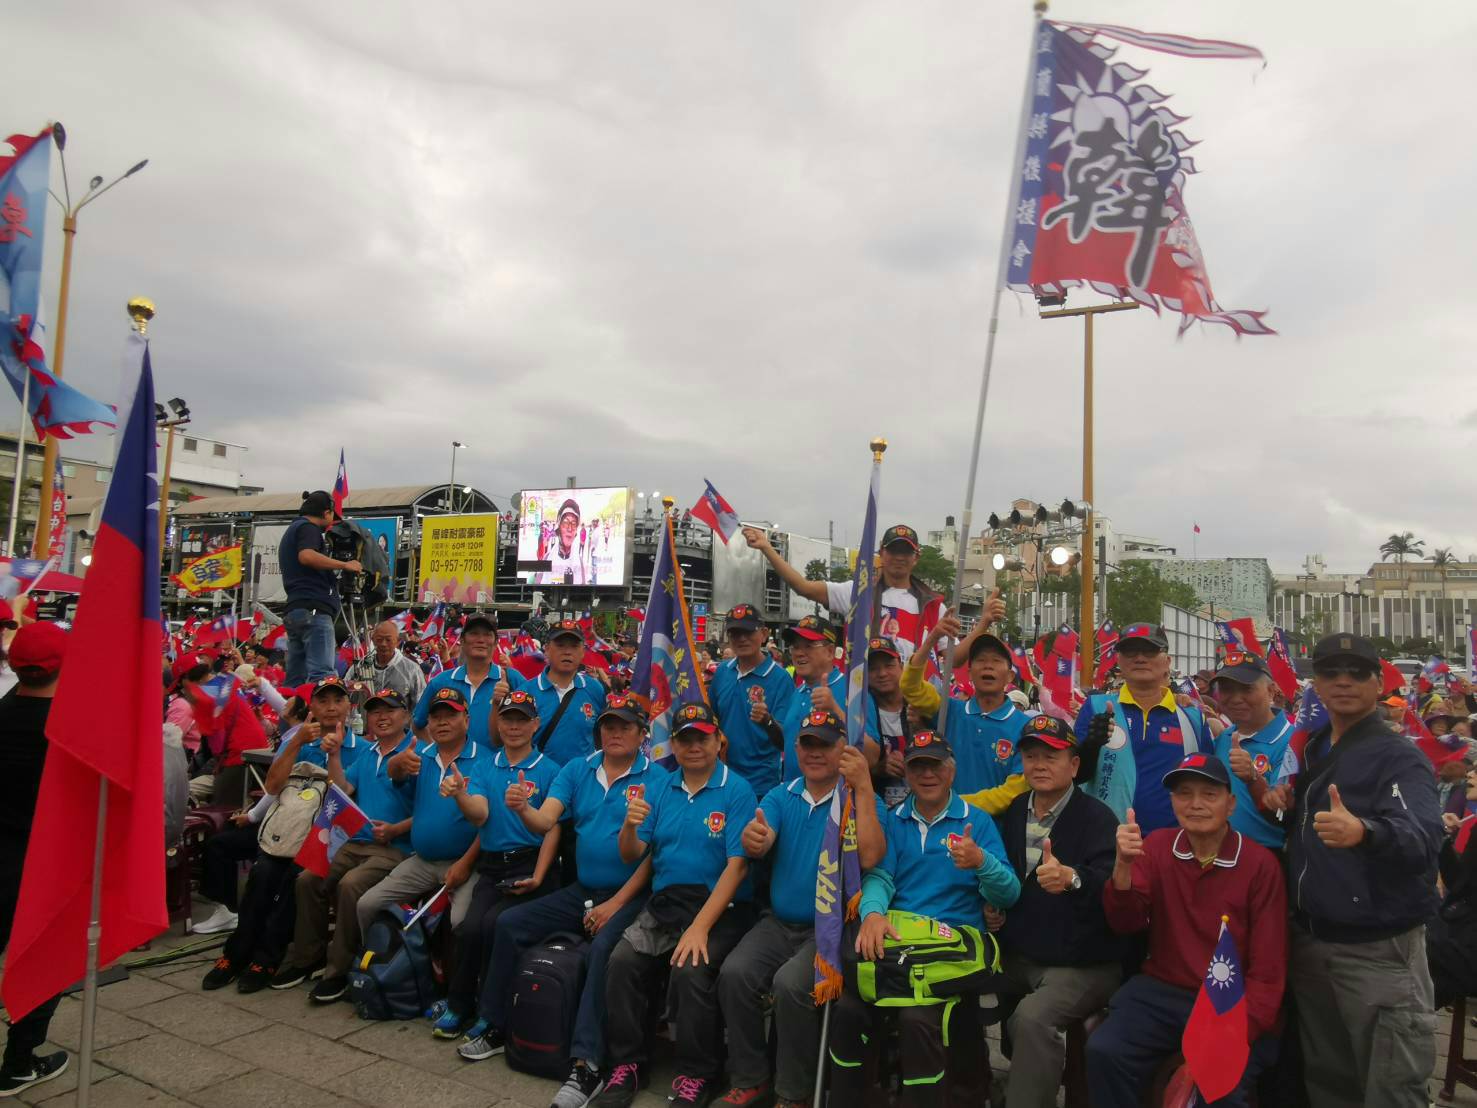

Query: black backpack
left=347, top=908, right=443, bottom=1021
left=505, top=932, right=588, bottom=1078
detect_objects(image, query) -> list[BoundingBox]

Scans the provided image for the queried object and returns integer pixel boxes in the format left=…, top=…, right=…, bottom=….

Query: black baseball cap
left=1213, top=649, right=1273, bottom=687
left=557, top=498, right=581, bottom=522
left=1019, top=714, right=1076, bottom=751
left=1118, top=623, right=1169, bottom=652
left=727, top=604, right=762, bottom=632
left=798, top=708, right=844, bottom=744
left=868, top=636, right=901, bottom=662
left=904, top=731, right=953, bottom=764
left=427, top=686, right=469, bottom=714
left=498, top=689, right=540, bottom=717
left=1162, top=752, right=1232, bottom=790
left=463, top=612, right=497, bottom=635
left=784, top=615, right=838, bottom=647
left=1311, top=633, right=1381, bottom=669
left=881, top=525, right=920, bottom=552
left=363, top=688, right=407, bottom=712
left=672, top=702, right=718, bottom=736
left=311, top=674, right=350, bottom=699
left=968, top=631, right=1013, bottom=663
left=597, top=693, right=647, bottom=730
left=548, top=619, right=584, bottom=644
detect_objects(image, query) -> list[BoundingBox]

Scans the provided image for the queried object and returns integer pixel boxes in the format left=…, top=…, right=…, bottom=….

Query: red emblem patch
left=747, top=687, right=763, bottom=703
left=994, top=739, right=1014, bottom=763
left=946, top=832, right=964, bottom=853
left=1159, top=726, right=1185, bottom=746
left=582, top=703, right=595, bottom=719
left=626, top=784, right=645, bottom=803
left=1253, top=753, right=1271, bottom=775
left=523, top=780, right=538, bottom=797
left=706, top=811, right=726, bottom=835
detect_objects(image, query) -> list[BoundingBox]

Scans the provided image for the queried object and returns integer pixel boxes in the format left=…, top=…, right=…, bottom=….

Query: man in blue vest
left=525, top=619, right=608, bottom=766
left=1211, top=650, right=1292, bottom=849
left=778, top=615, right=848, bottom=781
left=1073, top=623, right=1212, bottom=830
left=710, top=603, right=797, bottom=796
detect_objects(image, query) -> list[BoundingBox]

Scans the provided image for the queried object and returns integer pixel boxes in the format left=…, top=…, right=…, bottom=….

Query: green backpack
left=848, top=911, right=1001, bottom=1039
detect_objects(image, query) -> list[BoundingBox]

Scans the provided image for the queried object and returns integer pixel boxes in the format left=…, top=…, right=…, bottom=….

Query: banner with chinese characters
left=173, top=543, right=243, bottom=594
left=417, top=513, right=498, bottom=605
left=1005, top=22, right=1272, bottom=335
left=45, top=465, right=65, bottom=559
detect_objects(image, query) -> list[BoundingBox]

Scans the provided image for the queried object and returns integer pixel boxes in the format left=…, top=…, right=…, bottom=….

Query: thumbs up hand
left=504, top=770, right=529, bottom=812
left=1227, top=732, right=1255, bottom=782
left=742, top=806, right=776, bottom=857
left=984, top=588, right=1006, bottom=625
left=749, top=688, right=770, bottom=725
left=1116, top=808, right=1144, bottom=865
left=440, top=765, right=468, bottom=798
left=1313, top=783, right=1366, bottom=848
left=949, top=822, right=985, bottom=871
left=625, top=794, right=651, bottom=829
left=1035, top=836, right=1076, bottom=894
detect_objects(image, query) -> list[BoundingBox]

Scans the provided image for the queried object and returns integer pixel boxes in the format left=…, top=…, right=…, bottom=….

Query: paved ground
left=6, top=918, right=1477, bottom=1107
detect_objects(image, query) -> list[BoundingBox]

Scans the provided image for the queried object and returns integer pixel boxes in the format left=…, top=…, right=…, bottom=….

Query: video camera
left=327, top=518, right=391, bottom=607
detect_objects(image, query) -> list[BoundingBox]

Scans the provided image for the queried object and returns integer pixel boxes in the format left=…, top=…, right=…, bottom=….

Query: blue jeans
left=284, top=607, right=337, bottom=685
left=481, top=882, right=648, bottom=1066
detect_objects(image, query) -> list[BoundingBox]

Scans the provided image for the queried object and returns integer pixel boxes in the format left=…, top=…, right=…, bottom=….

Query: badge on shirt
left=747, top=686, right=763, bottom=704
left=945, top=832, right=964, bottom=853
left=994, top=738, right=1014, bottom=763
left=522, top=778, right=539, bottom=797
left=1253, top=752, right=1271, bottom=776
left=625, top=783, right=645, bottom=803
left=582, top=703, right=595, bottom=719
left=1159, top=724, right=1184, bottom=746
left=706, top=811, right=726, bottom=837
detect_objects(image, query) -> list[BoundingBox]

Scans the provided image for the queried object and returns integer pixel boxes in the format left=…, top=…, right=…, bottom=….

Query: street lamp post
left=32, top=124, right=149, bottom=558
left=448, top=441, right=465, bottom=513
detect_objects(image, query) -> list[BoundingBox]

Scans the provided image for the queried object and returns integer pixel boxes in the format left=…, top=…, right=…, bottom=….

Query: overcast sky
left=11, top=1, right=1477, bottom=576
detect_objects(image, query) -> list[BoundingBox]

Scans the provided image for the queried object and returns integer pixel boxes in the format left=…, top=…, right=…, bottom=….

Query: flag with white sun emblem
left=631, top=510, right=709, bottom=765
left=1006, top=22, right=1273, bottom=335
left=1181, top=915, right=1249, bottom=1100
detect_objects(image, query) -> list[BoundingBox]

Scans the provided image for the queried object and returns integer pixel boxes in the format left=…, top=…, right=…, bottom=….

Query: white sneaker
left=192, top=904, right=239, bottom=934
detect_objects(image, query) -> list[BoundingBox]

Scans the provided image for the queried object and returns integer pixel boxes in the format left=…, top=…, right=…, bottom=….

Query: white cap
left=1006, top=688, right=1030, bottom=709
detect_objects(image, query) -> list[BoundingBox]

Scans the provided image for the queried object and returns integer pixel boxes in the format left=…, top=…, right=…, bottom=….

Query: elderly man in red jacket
left=1086, top=752, right=1286, bottom=1107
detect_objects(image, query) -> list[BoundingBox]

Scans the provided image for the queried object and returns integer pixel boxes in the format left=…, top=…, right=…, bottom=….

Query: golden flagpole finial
left=870, top=437, right=888, bottom=462
left=661, top=495, right=675, bottom=511
left=127, top=297, right=155, bottom=335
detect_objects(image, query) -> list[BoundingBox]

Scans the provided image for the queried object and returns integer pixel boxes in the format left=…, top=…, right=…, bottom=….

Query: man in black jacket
left=1287, top=633, right=1441, bottom=1108
left=988, top=714, right=1121, bottom=1108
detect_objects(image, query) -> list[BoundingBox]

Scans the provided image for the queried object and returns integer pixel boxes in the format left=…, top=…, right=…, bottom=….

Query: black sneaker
left=457, top=1027, right=506, bottom=1062
left=310, top=975, right=349, bottom=1003
left=269, top=960, right=324, bottom=990
left=0, top=1051, right=68, bottom=1098
left=591, top=1064, right=641, bottom=1108
left=551, top=1061, right=606, bottom=1108
left=669, top=1075, right=714, bottom=1108
left=236, top=962, right=273, bottom=994
left=201, top=956, right=240, bottom=991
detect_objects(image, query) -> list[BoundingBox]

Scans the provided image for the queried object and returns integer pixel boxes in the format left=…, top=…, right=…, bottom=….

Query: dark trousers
left=222, top=852, right=299, bottom=968
left=482, top=883, right=648, bottom=1067
left=828, top=991, right=953, bottom=1108
left=0, top=866, right=59, bottom=1071
left=445, top=850, right=555, bottom=1018
left=603, top=910, right=748, bottom=1079
left=1086, top=973, right=1277, bottom=1108
left=201, top=823, right=259, bottom=911
left=715, top=915, right=817, bottom=1097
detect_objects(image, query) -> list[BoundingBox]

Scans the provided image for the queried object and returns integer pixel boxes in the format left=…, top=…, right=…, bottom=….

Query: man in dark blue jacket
left=1287, top=633, right=1441, bottom=1108
left=989, top=715, right=1121, bottom=1108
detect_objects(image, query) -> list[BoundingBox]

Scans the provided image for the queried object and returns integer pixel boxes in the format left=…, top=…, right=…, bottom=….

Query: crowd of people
left=0, top=490, right=1469, bottom=1108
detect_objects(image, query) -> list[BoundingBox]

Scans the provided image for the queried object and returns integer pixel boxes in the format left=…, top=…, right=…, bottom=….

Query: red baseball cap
left=169, top=650, right=212, bottom=688
left=10, top=621, right=67, bottom=674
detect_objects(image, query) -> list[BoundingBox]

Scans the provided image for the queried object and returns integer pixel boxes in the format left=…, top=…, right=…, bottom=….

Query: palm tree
left=1380, top=532, right=1425, bottom=563
left=1431, top=548, right=1458, bottom=651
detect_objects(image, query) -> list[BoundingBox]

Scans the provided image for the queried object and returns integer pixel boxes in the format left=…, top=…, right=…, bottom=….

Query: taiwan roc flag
left=1182, top=916, right=1249, bottom=1101
left=295, top=784, right=370, bottom=878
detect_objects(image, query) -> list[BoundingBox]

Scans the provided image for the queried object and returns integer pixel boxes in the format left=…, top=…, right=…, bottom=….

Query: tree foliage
left=1105, top=561, right=1201, bottom=628
left=1380, top=532, right=1425, bottom=563
left=913, top=545, right=955, bottom=595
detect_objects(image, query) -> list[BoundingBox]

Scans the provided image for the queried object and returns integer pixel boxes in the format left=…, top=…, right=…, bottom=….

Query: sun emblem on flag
left=1207, top=953, right=1237, bottom=990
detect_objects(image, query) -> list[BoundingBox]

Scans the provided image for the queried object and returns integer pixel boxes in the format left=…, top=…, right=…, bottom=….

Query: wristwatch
left=1068, top=871, right=1082, bottom=891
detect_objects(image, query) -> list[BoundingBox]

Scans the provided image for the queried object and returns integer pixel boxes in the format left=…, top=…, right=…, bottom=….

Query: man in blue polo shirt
left=778, top=615, right=847, bottom=782
left=1211, top=649, right=1292, bottom=849
left=526, top=619, right=608, bottom=766
left=715, top=710, right=885, bottom=1108
left=1073, top=622, right=1213, bottom=831
left=272, top=687, right=417, bottom=1000
left=906, top=614, right=1030, bottom=811
left=356, top=685, right=490, bottom=936
left=828, top=732, right=1021, bottom=1108
left=460, top=693, right=665, bottom=1104
left=710, top=603, right=797, bottom=796
left=263, top=676, right=367, bottom=797
left=413, top=612, right=522, bottom=748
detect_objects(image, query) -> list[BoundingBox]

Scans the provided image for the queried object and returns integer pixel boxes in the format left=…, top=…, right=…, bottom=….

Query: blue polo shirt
left=941, top=697, right=1029, bottom=797
left=413, top=664, right=523, bottom=748
left=274, top=727, right=368, bottom=773
left=1215, top=711, right=1293, bottom=849
left=760, top=777, right=887, bottom=926
left=1073, top=687, right=1213, bottom=835
left=344, top=732, right=416, bottom=851
left=712, top=657, right=799, bottom=796
left=481, top=747, right=562, bottom=852
left=638, top=763, right=756, bottom=897
left=548, top=752, right=670, bottom=892
left=527, top=671, right=608, bottom=766
left=860, top=793, right=1019, bottom=928
left=407, top=739, right=489, bottom=861
left=779, top=668, right=848, bottom=781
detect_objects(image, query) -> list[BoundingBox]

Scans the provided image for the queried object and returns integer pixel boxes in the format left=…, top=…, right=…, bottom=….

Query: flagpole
left=6, top=373, right=30, bottom=556
left=76, top=776, right=107, bottom=1108
left=947, top=0, right=1048, bottom=626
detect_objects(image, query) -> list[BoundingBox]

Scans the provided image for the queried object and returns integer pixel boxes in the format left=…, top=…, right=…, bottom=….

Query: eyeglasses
left=1312, top=663, right=1378, bottom=682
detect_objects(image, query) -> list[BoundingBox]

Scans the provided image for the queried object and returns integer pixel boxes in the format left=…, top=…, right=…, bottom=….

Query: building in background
left=1141, top=557, right=1274, bottom=625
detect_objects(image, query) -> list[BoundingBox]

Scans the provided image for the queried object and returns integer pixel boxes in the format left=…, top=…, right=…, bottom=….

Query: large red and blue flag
left=333, top=448, right=349, bottom=518
left=0, top=128, right=116, bottom=440
left=1216, top=619, right=1263, bottom=657
left=690, top=479, right=741, bottom=544
left=631, top=512, right=708, bottom=764
left=1267, top=628, right=1300, bottom=701
left=1181, top=916, right=1250, bottom=1101
left=1, top=331, right=165, bottom=1019
left=1005, top=23, right=1272, bottom=335
left=295, top=784, right=370, bottom=878
left=1092, top=621, right=1118, bottom=687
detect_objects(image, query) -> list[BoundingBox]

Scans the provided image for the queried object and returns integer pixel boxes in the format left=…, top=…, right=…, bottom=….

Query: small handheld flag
left=295, top=784, right=370, bottom=878
left=333, top=449, right=349, bottom=518
left=1181, top=915, right=1249, bottom=1101
left=689, top=479, right=741, bottom=544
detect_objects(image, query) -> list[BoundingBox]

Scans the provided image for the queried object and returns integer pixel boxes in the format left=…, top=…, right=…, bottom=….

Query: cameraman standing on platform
left=279, top=490, right=361, bottom=684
